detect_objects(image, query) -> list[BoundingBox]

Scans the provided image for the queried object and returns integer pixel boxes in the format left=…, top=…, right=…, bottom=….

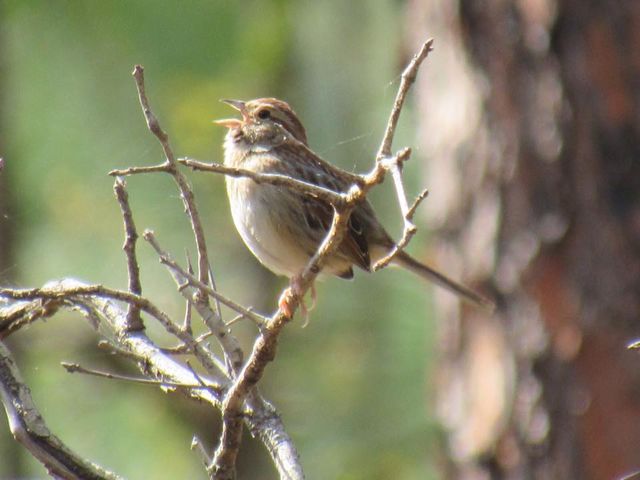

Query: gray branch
left=0, top=279, right=304, bottom=479
left=0, top=337, right=122, bottom=480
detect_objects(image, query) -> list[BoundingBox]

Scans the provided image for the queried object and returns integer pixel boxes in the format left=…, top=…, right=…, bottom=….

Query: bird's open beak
left=214, top=99, right=247, bottom=129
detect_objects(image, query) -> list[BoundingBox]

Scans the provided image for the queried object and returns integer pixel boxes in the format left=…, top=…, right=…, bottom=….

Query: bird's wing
left=277, top=137, right=372, bottom=272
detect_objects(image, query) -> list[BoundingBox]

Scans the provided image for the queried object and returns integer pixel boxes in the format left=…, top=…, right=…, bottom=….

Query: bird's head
left=214, top=98, right=308, bottom=145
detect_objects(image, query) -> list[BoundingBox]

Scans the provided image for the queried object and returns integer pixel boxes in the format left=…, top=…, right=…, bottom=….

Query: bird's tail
left=393, top=251, right=494, bottom=312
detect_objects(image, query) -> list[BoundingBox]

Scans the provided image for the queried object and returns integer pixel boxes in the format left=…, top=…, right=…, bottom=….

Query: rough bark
left=408, top=0, right=640, bottom=478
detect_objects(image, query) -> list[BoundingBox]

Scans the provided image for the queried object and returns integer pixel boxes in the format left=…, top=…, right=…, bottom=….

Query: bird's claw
left=277, top=277, right=317, bottom=325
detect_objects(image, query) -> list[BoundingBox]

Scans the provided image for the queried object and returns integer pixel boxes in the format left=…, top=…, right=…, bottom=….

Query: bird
left=215, top=98, right=493, bottom=316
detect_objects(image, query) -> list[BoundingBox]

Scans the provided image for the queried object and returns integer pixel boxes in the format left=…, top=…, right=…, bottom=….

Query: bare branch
left=372, top=188, right=429, bottom=271
left=0, top=297, right=62, bottom=339
left=209, top=195, right=357, bottom=478
left=109, top=164, right=171, bottom=176
left=205, top=262, right=224, bottom=332
left=0, top=282, right=225, bottom=380
left=144, top=230, right=266, bottom=328
left=407, top=188, right=430, bottom=219
left=131, top=65, right=211, bottom=289
left=145, top=231, right=252, bottom=375
left=1, top=280, right=303, bottom=479
left=179, top=157, right=348, bottom=208
left=161, top=331, right=214, bottom=355
left=376, top=38, right=434, bottom=159
left=192, top=436, right=213, bottom=466
left=61, top=361, right=222, bottom=394
left=0, top=340, right=122, bottom=480
left=113, top=177, right=144, bottom=330
left=247, top=401, right=304, bottom=480
left=384, top=148, right=413, bottom=215
left=182, top=294, right=194, bottom=336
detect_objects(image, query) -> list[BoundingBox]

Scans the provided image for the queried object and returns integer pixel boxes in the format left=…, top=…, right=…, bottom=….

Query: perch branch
left=179, top=157, right=349, bottom=208
left=208, top=38, right=436, bottom=479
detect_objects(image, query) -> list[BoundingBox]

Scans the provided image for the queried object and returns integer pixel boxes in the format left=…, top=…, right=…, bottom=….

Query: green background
left=1, top=1, right=440, bottom=478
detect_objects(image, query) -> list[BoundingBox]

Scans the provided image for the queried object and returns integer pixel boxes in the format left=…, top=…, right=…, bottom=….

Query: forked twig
left=144, top=231, right=266, bottom=328
left=129, top=65, right=211, bottom=290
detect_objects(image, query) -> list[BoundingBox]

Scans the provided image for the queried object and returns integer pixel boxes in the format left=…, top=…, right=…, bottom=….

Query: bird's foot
left=278, top=276, right=317, bottom=325
left=278, top=287, right=296, bottom=319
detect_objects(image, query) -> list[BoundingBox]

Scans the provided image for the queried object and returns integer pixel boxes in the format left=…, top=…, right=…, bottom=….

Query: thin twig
left=179, top=157, right=348, bottom=208
left=144, top=231, right=248, bottom=375
left=161, top=331, right=214, bottom=355
left=61, top=361, right=222, bottom=394
left=113, top=177, right=144, bottom=331
left=131, top=65, right=210, bottom=290
left=184, top=360, right=209, bottom=390
left=207, top=264, right=224, bottom=331
left=225, top=308, right=258, bottom=327
left=183, top=251, right=196, bottom=335
left=627, top=340, right=640, bottom=350
left=373, top=187, right=430, bottom=271
left=144, top=230, right=266, bottom=327
left=377, top=38, right=434, bottom=159
left=109, top=164, right=171, bottom=176
left=182, top=297, right=193, bottom=336
left=192, top=436, right=213, bottom=466
left=407, top=188, right=430, bottom=219
left=386, top=148, right=413, bottom=214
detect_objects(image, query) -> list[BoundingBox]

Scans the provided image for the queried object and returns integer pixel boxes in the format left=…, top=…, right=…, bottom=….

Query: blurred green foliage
left=1, top=1, right=439, bottom=478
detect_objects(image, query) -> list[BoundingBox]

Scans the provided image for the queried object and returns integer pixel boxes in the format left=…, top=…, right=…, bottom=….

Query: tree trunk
left=408, top=1, right=640, bottom=478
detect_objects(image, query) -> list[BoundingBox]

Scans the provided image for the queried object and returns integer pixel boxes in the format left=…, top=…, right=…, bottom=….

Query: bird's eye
left=257, top=109, right=271, bottom=119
